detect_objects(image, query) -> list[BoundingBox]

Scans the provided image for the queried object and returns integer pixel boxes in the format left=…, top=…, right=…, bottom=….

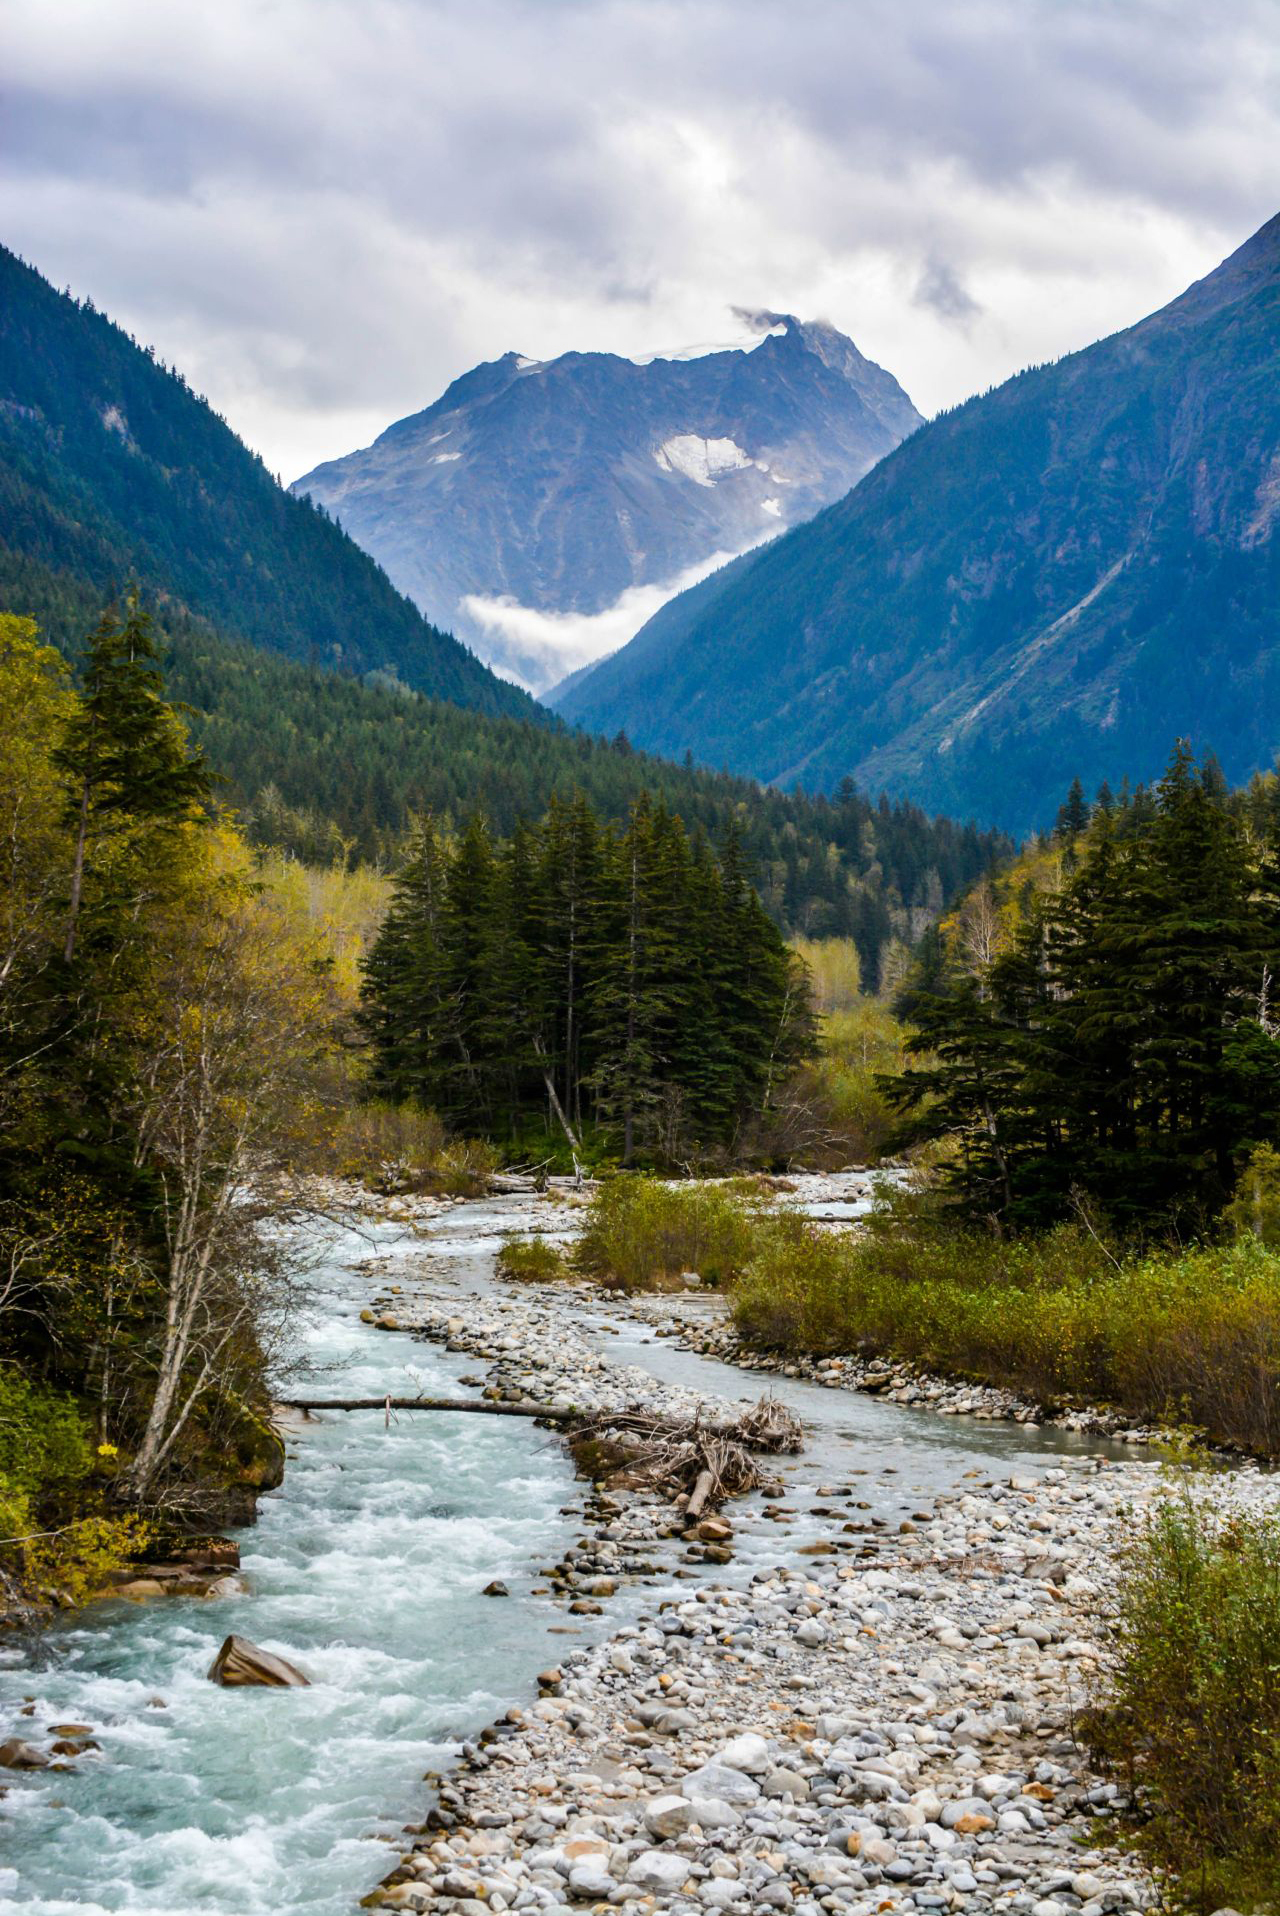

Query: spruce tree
left=56, top=596, right=209, bottom=962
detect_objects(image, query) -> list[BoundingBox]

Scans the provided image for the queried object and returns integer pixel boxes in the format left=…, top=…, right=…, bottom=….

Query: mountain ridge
left=556, top=214, right=1280, bottom=833
left=0, top=243, right=533, bottom=720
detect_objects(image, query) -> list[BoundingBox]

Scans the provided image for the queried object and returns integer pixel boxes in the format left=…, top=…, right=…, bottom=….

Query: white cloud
left=2, top=1, right=1277, bottom=477
left=462, top=540, right=771, bottom=692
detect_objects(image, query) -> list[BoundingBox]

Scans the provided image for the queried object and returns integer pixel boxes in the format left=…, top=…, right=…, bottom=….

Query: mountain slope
left=5, top=547, right=1006, bottom=987
left=556, top=216, right=1280, bottom=833
left=0, top=245, right=531, bottom=719
left=292, top=315, right=920, bottom=690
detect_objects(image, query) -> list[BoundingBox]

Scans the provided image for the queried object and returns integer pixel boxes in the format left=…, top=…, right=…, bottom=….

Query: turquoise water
left=0, top=1218, right=582, bottom=1915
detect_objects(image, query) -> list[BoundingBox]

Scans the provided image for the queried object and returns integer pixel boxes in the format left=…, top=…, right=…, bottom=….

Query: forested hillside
left=0, top=245, right=529, bottom=718
left=177, top=635, right=1005, bottom=988
left=558, top=213, right=1280, bottom=833
left=10, top=561, right=1005, bottom=989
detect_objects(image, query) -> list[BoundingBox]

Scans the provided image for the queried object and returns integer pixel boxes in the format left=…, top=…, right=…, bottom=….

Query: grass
left=729, top=1198, right=1280, bottom=1455
left=574, top=1175, right=767, bottom=1293
left=495, top=1236, right=573, bottom=1283
left=1089, top=1497, right=1280, bottom=1909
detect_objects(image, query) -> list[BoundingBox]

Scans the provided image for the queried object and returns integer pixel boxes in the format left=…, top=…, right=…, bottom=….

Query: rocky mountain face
left=554, top=215, right=1280, bottom=835
left=291, top=316, right=921, bottom=691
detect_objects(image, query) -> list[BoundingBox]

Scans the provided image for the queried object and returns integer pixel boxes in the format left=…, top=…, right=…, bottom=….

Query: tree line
left=361, top=796, right=815, bottom=1164
left=894, top=745, right=1280, bottom=1233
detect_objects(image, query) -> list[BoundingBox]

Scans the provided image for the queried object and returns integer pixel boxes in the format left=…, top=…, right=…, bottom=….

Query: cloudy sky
left=4, top=0, right=1278, bottom=483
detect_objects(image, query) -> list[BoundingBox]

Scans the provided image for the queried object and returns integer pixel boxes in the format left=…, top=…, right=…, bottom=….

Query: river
left=0, top=1192, right=1130, bottom=1915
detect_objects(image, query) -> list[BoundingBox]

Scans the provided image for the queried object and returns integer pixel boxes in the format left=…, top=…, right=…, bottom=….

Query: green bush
left=575, top=1176, right=763, bottom=1292
left=1090, top=1499, right=1280, bottom=1906
left=495, top=1236, right=573, bottom=1283
left=730, top=1206, right=1280, bottom=1454
left=0, top=1367, right=149, bottom=1607
left=0, top=1366, right=92, bottom=1516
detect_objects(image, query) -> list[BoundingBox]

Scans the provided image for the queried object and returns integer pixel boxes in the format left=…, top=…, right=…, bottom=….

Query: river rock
left=718, top=1731, right=771, bottom=1773
left=678, top=1760, right=760, bottom=1804
left=627, top=1850, right=692, bottom=1893
left=206, top=1633, right=311, bottom=1687
left=0, top=1738, right=50, bottom=1769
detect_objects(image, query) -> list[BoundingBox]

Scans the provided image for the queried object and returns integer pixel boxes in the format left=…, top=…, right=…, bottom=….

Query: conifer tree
left=56, top=596, right=209, bottom=962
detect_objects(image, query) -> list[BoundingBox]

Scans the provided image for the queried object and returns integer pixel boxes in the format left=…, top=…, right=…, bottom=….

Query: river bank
left=1, top=1180, right=1274, bottom=1916
left=357, top=1184, right=1278, bottom=1916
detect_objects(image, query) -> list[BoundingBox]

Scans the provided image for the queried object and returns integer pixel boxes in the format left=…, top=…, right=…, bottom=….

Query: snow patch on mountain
left=653, top=434, right=753, bottom=486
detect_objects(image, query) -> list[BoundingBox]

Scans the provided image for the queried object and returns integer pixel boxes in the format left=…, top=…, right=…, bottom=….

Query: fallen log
left=277, top=1395, right=577, bottom=1420
left=685, top=1466, right=717, bottom=1521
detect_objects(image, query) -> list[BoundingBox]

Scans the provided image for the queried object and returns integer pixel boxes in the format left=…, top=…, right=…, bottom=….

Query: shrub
left=575, top=1176, right=762, bottom=1292
left=495, top=1236, right=573, bottom=1283
left=0, top=1368, right=148, bottom=1607
left=730, top=1204, right=1280, bottom=1454
left=24, top=1512, right=154, bottom=1608
left=326, top=1100, right=498, bottom=1195
left=0, top=1366, right=91, bottom=1516
left=1090, top=1498, right=1280, bottom=1906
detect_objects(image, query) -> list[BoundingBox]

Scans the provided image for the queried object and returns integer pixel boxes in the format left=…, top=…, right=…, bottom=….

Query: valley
left=3, top=17, right=1280, bottom=1911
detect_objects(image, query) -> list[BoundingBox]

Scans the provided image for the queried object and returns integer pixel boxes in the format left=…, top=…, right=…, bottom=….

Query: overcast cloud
left=3, top=0, right=1277, bottom=479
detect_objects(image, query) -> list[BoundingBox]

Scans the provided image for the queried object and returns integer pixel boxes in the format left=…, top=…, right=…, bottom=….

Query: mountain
left=0, top=244, right=531, bottom=720
left=554, top=215, right=1280, bottom=834
left=291, top=314, right=921, bottom=691
left=0, top=242, right=1004, bottom=984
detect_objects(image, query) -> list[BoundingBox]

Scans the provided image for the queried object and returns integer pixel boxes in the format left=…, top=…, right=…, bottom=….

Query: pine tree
left=360, top=817, right=455, bottom=1109
left=56, top=596, right=209, bottom=961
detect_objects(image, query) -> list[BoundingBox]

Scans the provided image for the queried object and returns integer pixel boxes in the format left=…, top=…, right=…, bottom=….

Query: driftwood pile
left=574, top=1395, right=802, bottom=1518
left=276, top=1391, right=803, bottom=1517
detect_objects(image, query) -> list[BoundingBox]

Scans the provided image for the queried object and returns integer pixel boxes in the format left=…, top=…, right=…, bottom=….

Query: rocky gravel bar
left=365, top=1437, right=1277, bottom=1916
left=354, top=1192, right=1278, bottom=1916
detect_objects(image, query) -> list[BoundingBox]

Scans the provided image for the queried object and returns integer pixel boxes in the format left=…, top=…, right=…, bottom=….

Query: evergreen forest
left=894, top=745, right=1280, bottom=1232
left=361, top=798, right=815, bottom=1163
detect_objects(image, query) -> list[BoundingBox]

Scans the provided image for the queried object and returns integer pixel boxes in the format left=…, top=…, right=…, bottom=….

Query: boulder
left=206, top=1633, right=311, bottom=1687
left=0, top=1738, right=50, bottom=1769
left=204, top=1575, right=247, bottom=1599
left=718, top=1731, right=771, bottom=1773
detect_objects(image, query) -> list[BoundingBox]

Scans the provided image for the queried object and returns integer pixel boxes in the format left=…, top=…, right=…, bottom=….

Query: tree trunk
left=280, top=1394, right=578, bottom=1419
left=63, top=777, right=91, bottom=963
